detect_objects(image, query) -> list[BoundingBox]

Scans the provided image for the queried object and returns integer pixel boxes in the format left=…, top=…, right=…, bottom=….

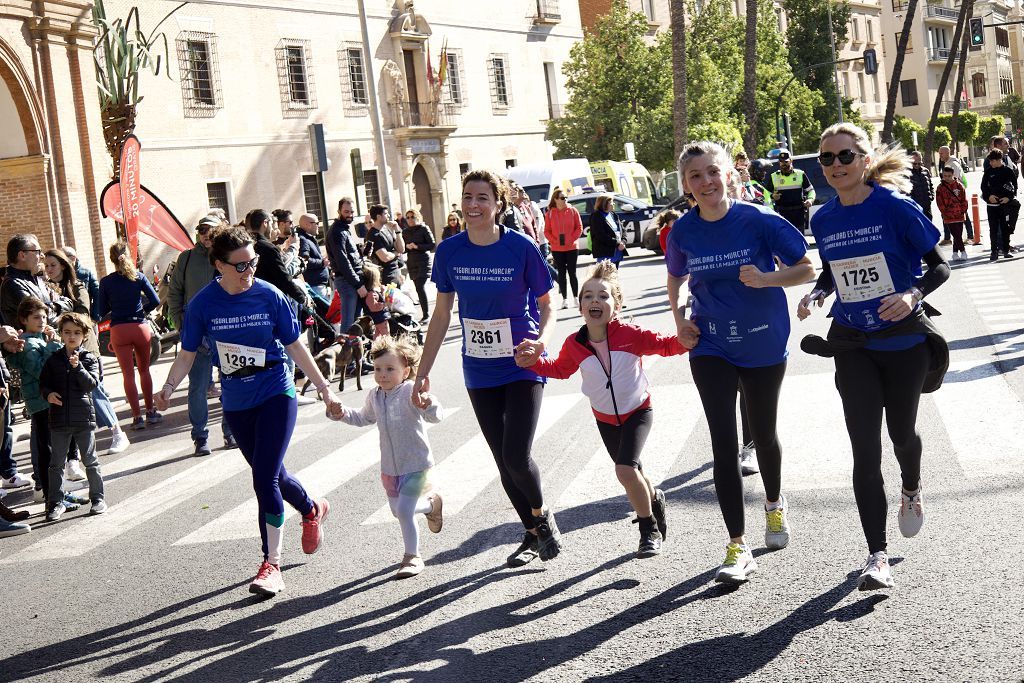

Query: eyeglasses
left=817, top=149, right=862, bottom=166
left=20, top=248, right=42, bottom=255
left=225, top=255, right=259, bottom=273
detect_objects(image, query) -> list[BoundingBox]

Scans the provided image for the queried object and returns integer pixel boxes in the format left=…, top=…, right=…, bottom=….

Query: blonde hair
left=820, top=122, right=911, bottom=194
left=109, top=242, right=138, bottom=281
left=360, top=261, right=382, bottom=290
left=583, top=260, right=624, bottom=311
left=677, top=141, right=734, bottom=195
left=369, top=334, right=421, bottom=375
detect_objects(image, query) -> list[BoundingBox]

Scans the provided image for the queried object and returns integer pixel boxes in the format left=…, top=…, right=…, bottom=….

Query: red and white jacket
left=533, top=319, right=687, bottom=425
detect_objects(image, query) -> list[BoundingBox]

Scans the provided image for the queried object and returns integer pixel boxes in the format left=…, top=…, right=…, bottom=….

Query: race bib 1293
left=216, top=341, right=266, bottom=375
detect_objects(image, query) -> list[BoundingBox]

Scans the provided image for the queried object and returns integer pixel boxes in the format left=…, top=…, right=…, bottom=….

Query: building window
left=488, top=54, right=512, bottom=113
left=176, top=32, right=222, bottom=118
left=851, top=18, right=861, bottom=43
left=641, top=0, right=655, bottom=21
left=900, top=79, right=919, bottom=107
left=895, top=33, right=914, bottom=53
left=1000, top=74, right=1014, bottom=96
left=445, top=50, right=465, bottom=107
left=276, top=40, right=316, bottom=115
left=505, top=159, right=517, bottom=168
left=892, top=0, right=907, bottom=9
left=301, top=174, right=323, bottom=220
left=972, top=73, right=987, bottom=98
left=544, top=62, right=561, bottom=119
left=363, top=169, right=381, bottom=207
left=858, top=73, right=866, bottom=103
left=996, top=27, right=1010, bottom=52
left=866, top=19, right=874, bottom=44
left=339, top=45, right=369, bottom=115
left=873, top=73, right=881, bottom=102
left=206, top=181, right=232, bottom=221
left=459, top=163, right=471, bottom=178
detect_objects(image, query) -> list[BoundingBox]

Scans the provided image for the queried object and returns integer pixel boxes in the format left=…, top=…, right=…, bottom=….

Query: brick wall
left=0, top=156, right=54, bottom=252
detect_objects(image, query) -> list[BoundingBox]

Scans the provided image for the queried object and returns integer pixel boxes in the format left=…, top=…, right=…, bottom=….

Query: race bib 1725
left=830, top=252, right=895, bottom=303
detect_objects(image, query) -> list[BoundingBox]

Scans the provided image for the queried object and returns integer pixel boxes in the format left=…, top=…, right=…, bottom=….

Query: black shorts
left=596, top=408, right=653, bottom=468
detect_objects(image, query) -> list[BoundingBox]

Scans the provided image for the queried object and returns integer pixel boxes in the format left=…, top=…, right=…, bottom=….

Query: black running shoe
left=532, top=510, right=563, bottom=561
left=651, top=488, right=668, bottom=541
left=634, top=515, right=663, bottom=558
left=506, top=532, right=539, bottom=568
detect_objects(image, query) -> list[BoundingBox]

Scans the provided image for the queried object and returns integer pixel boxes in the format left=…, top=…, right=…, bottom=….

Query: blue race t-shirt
left=665, top=200, right=808, bottom=367
left=432, top=227, right=554, bottom=389
left=811, top=183, right=939, bottom=351
left=181, top=278, right=300, bottom=410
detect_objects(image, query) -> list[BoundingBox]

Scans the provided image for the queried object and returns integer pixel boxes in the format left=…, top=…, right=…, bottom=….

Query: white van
left=590, top=160, right=663, bottom=205
left=506, top=159, right=595, bottom=204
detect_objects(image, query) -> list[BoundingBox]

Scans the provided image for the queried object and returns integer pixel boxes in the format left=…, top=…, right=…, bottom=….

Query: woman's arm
left=140, top=274, right=160, bottom=313
left=412, top=291, right=454, bottom=408
left=154, top=349, right=198, bottom=411
left=285, top=338, right=342, bottom=419
left=667, top=273, right=700, bottom=349
left=739, top=256, right=815, bottom=289
left=513, top=291, right=556, bottom=366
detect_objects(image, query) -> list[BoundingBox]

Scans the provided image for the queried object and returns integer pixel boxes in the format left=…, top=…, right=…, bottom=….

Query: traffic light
left=970, top=17, right=985, bottom=46
left=863, top=48, right=878, bottom=76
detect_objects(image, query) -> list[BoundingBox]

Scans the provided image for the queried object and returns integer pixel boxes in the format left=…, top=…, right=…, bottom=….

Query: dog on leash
left=302, top=316, right=372, bottom=396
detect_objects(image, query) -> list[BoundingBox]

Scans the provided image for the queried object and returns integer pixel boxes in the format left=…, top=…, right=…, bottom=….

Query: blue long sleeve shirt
left=96, top=271, right=159, bottom=325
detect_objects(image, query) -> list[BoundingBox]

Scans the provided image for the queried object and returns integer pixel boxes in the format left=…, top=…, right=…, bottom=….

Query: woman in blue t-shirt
left=797, top=123, right=949, bottom=591
left=155, top=227, right=342, bottom=598
left=665, top=141, right=815, bottom=585
left=413, top=170, right=562, bottom=568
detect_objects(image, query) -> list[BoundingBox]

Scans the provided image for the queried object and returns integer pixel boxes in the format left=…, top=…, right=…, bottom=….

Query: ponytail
left=109, top=242, right=137, bottom=281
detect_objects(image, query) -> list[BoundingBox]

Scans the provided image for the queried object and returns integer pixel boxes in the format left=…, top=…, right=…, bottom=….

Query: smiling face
left=579, top=277, right=619, bottom=327
left=215, top=245, right=258, bottom=292
left=43, top=255, right=64, bottom=283
left=373, top=350, right=410, bottom=391
left=819, top=133, right=869, bottom=196
left=683, top=154, right=730, bottom=211
left=462, top=180, right=500, bottom=229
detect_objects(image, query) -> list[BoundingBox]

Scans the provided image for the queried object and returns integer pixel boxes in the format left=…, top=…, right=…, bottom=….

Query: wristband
left=908, top=286, right=924, bottom=304
left=163, top=382, right=175, bottom=393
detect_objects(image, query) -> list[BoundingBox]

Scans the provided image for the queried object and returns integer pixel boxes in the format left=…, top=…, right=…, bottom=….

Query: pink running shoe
left=301, top=499, right=330, bottom=554
left=249, top=561, right=284, bottom=596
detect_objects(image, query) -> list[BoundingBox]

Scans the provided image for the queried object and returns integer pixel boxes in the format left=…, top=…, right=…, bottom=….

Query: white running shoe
left=107, top=430, right=129, bottom=455
left=1, top=473, right=32, bottom=489
left=715, top=542, right=757, bottom=584
left=65, top=460, right=86, bottom=482
left=764, top=496, right=791, bottom=549
left=898, top=489, right=924, bottom=537
left=858, top=551, right=894, bottom=591
left=32, top=489, right=44, bottom=503
left=739, top=442, right=759, bottom=475
left=561, top=298, right=569, bottom=310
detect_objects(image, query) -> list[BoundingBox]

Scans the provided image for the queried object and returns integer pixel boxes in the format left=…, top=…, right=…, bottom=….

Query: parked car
left=566, top=193, right=662, bottom=253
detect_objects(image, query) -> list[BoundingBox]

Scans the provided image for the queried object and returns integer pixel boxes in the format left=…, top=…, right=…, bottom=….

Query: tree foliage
left=992, top=94, right=1024, bottom=135
left=977, top=115, right=1005, bottom=144
left=782, top=0, right=851, bottom=126
left=892, top=115, right=926, bottom=151
left=935, top=111, right=979, bottom=145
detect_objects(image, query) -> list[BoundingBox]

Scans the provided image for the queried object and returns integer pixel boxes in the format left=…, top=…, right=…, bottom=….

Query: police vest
left=770, top=170, right=813, bottom=208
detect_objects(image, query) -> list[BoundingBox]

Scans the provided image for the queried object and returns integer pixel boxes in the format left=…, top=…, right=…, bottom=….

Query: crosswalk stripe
left=361, top=394, right=584, bottom=524
left=984, top=313, right=1024, bottom=321
left=174, top=412, right=457, bottom=544
left=933, top=360, right=1024, bottom=477
left=554, top=383, right=702, bottom=510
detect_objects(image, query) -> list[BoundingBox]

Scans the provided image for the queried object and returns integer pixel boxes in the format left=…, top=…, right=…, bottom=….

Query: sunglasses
left=818, top=149, right=862, bottom=166
left=225, top=255, right=259, bottom=273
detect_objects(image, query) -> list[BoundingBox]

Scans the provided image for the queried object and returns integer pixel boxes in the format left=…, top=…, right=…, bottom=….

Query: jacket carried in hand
left=532, top=319, right=687, bottom=424
left=39, top=347, right=99, bottom=429
left=339, top=380, right=443, bottom=476
left=936, top=179, right=968, bottom=223
left=6, top=333, right=62, bottom=415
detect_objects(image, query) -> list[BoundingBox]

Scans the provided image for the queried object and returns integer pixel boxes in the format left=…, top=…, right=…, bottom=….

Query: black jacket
left=908, top=169, right=934, bottom=214
left=39, top=348, right=99, bottom=430
left=589, top=210, right=622, bottom=260
left=401, top=224, right=435, bottom=280
left=981, top=165, right=1018, bottom=204
left=252, top=233, right=306, bottom=304
left=297, top=230, right=330, bottom=288
left=0, top=267, right=71, bottom=327
left=325, top=218, right=364, bottom=289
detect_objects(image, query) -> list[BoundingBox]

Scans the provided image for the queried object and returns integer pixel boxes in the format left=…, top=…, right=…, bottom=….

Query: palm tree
left=91, top=0, right=186, bottom=178
left=742, top=0, right=758, bottom=155
left=949, top=7, right=973, bottom=156
left=881, top=0, right=920, bottom=144
left=924, top=0, right=973, bottom=161
left=669, top=0, right=688, bottom=158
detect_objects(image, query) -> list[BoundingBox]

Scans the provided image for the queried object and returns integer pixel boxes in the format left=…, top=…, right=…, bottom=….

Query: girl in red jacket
left=936, top=166, right=969, bottom=261
left=515, top=262, right=693, bottom=557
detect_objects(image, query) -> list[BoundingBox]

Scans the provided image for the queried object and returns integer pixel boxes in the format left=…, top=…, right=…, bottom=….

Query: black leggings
left=412, top=274, right=429, bottom=318
left=467, top=380, right=545, bottom=529
left=551, top=250, right=579, bottom=300
left=596, top=408, right=653, bottom=468
left=690, top=356, right=786, bottom=538
left=834, top=343, right=929, bottom=554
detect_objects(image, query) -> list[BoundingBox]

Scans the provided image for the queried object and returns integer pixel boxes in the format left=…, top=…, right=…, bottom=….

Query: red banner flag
left=118, top=135, right=143, bottom=261
left=100, top=181, right=193, bottom=253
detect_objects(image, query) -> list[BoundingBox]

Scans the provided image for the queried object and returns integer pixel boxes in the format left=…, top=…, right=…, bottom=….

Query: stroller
left=381, top=284, right=425, bottom=345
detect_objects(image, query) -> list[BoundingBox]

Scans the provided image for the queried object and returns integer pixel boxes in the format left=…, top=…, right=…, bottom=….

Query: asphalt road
left=1, top=242, right=1022, bottom=682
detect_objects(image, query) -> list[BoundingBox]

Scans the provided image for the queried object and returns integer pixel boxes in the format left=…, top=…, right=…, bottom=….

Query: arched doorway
left=411, top=162, right=435, bottom=229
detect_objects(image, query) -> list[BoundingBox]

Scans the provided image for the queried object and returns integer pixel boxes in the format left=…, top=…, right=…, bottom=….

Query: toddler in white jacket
left=339, top=334, right=443, bottom=579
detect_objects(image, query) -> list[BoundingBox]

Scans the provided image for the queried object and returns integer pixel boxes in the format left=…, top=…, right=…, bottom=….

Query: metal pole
left=357, top=0, right=392, bottom=207
left=826, top=0, right=843, bottom=123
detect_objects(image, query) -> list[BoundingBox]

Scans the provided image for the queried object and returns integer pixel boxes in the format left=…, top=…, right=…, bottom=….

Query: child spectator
left=40, top=312, right=105, bottom=520
left=338, top=335, right=443, bottom=579
left=936, top=166, right=969, bottom=261
left=980, top=148, right=1018, bottom=260
left=360, top=262, right=391, bottom=339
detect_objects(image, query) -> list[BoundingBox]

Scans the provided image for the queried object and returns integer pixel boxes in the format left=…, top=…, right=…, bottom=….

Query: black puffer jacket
left=39, top=348, right=99, bottom=430
left=325, top=218, right=364, bottom=289
left=0, top=267, right=72, bottom=327
left=252, top=233, right=307, bottom=305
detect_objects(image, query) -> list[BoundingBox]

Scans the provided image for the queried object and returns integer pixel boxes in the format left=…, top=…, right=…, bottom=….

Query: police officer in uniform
left=763, top=150, right=816, bottom=232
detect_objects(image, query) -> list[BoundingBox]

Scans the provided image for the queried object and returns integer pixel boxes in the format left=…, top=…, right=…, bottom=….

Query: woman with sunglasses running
left=155, top=227, right=341, bottom=598
left=666, top=141, right=814, bottom=585
left=544, top=190, right=584, bottom=309
left=798, top=123, right=949, bottom=591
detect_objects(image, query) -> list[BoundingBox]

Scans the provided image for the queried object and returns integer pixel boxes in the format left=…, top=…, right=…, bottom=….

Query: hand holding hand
left=514, top=339, right=544, bottom=367
left=676, top=318, right=701, bottom=349
left=412, top=376, right=431, bottom=409
left=322, top=391, right=343, bottom=421
left=877, top=291, right=915, bottom=322
left=155, top=387, right=172, bottom=412
left=46, top=392, right=62, bottom=406
left=739, top=264, right=768, bottom=288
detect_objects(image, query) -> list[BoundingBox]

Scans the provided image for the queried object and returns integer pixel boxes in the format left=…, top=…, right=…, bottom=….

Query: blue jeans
left=93, top=384, right=117, bottom=430
left=188, top=347, right=233, bottom=442
left=334, top=277, right=360, bottom=332
left=0, top=396, right=14, bottom=479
